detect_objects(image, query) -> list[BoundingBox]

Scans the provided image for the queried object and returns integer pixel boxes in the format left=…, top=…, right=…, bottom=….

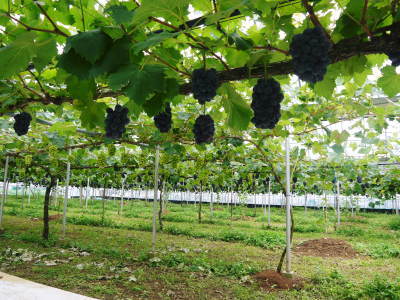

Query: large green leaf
left=228, top=32, right=254, bottom=51
left=108, top=64, right=166, bottom=105
left=57, top=49, right=92, bottom=79
left=219, top=83, right=253, bottom=130
left=0, top=32, right=36, bottom=79
left=66, top=76, right=96, bottom=102
left=132, top=0, right=190, bottom=24
left=378, top=66, right=400, bottom=98
left=90, top=37, right=131, bottom=77
left=67, top=30, right=112, bottom=64
left=33, top=37, right=57, bottom=72
left=132, top=32, right=178, bottom=53
left=105, top=5, right=135, bottom=25
left=78, top=102, right=107, bottom=129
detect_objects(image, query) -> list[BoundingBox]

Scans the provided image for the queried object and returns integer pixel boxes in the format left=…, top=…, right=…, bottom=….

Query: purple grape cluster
left=13, top=112, right=32, bottom=136
left=154, top=103, right=172, bottom=133
left=105, top=105, right=129, bottom=139
left=192, top=68, right=218, bottom=104
left=251, top=78, right=283, bottom=129
left=386, top=51, right=400, bottom=66
left=193, top=114, right=215, bottom=144
left=289, top=27, right=331, bottom=83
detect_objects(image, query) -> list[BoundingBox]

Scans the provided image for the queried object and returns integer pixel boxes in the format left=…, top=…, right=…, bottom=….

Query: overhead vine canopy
left=0, top=0, right=399, bottom=148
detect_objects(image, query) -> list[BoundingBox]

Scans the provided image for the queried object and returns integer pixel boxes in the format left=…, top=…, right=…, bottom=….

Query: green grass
left=0, top=195, right=400, bottom=299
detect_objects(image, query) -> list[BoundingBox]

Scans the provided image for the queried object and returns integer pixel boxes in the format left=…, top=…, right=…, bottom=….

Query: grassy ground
left=1, top=194, right=400, bottom=299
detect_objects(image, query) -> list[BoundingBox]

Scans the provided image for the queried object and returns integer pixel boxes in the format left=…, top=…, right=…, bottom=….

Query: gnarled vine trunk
left=43, top=176, right=56, bottom=240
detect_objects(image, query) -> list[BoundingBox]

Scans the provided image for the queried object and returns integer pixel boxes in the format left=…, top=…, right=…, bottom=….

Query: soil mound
left=294, top=238, right=358, bottom=258
left=253, top=270, right=304, bottom=290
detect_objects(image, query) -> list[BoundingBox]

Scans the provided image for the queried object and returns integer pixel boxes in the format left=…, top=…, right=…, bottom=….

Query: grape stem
left=254, top=45, right=289, bottom=56
left=334, top=0, right=373, bottom=38
left=301, top=0, right=333, bottom=43
left=148, top=16, right=230, bottom=70
left=5, top=12, right=68, bottom=37
left=35, top=2, right=69, bottom=37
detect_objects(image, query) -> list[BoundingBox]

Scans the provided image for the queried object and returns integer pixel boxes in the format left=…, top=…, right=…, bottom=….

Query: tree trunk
left=43, top=176, right=56, bottom=240
left=0, top=156, right=10, bottom=227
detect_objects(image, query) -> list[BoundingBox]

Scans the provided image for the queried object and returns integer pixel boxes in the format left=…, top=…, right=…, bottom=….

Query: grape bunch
left=154, top=103, right=172, bottom=133
left=192, top=114, right=215, bottom=144
left=13, top=112, right=32, bottom=136
left=192, top=68, right=218, bottom=104
left=48, top=144, right=58, bottom=158
left=105, top=105, right=129, bottom=139
left=98, top=153, right=107, bottom=166
left=107, top=144, right=116, bottom=156
left=289, top=27, right=332, bottom=83
left=24, top=155, right=32, bottom=166
left=386, top=51, right=400, bottom=66
left=250, top=78, right=284, bottom=129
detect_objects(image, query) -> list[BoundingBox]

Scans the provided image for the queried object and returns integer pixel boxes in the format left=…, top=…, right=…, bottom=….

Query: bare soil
left=253, top=270, right=304, bottom=290
left=293, top=238, right=358, bottom=258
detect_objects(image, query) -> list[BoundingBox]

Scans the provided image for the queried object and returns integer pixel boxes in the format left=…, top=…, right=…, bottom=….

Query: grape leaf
left=108, top=64, right=166, bottom=105
left=33, top=37, right=57, bottom=72
left=132, top=0, right=190, bottom=24
left=90, top=37, right=131, bottom=77
left=57, top=49, right=92, bottom=79
left=132, top=32, right=179, bottom=53
left=228, top=32, right=254, bottom=51
left=67, top=30, right=112, bottom=64
left=378, top=66, right=400, bottom=98
left=219, top=83, right=252, bottom=130
left=0, top=32, right=36, bottom=79
left=105, top=5, right=135, bottom=25
left=66, top=76, right=96, bottom=102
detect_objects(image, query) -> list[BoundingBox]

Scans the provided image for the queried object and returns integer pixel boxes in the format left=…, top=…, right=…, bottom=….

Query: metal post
left=62, top=149, right=71, bottom=236
left=210, top=187, right=214, bottom=219
left=0, top=156, right=10, bottom=227
left=152, top=145, right=160, bottom=252
left=120, top=177, right=125, bottom=215
left=285, top=137, right=292, bottom=275
left=85, top=177, right=90, bottom=209
left=268, top=179, right=271, bottom=227
left=336, top=175, right=341, bottom=226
